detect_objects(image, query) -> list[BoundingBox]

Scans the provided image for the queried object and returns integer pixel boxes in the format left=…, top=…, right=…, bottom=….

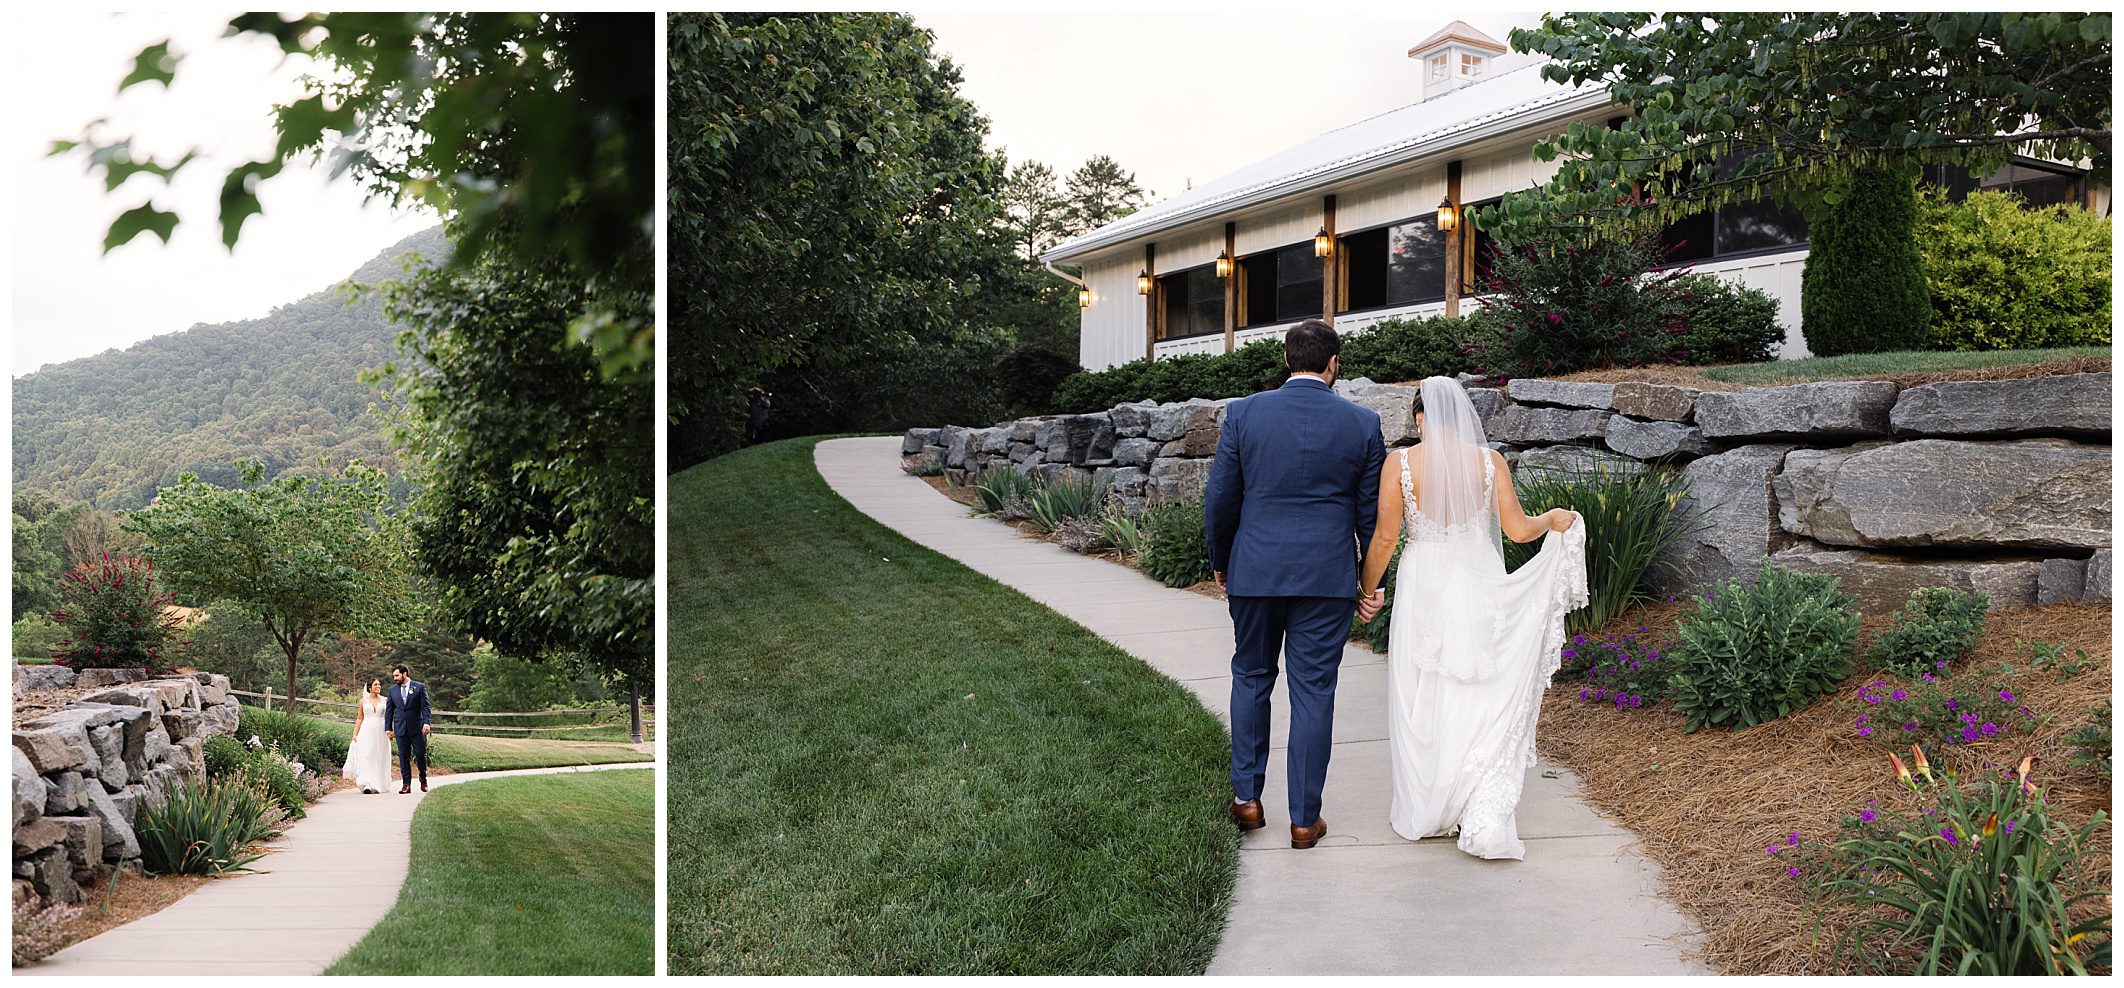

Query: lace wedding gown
left=345, top=694, right=393, bottom=793
left=1385, top=399, right=1587, bottom=859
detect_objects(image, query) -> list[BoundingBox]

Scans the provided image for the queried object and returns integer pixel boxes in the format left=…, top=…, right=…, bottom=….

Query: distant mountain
left=12, top=227, right=448, bottom=509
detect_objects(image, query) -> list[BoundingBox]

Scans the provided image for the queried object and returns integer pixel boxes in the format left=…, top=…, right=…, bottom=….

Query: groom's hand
left=1214, top=571, right=1226, bottom=591
left=386, top=730, right=394, bottom=740
left=1356, top=590, right=1383, bottom=622
left=421, top=725, right=430, bottom=736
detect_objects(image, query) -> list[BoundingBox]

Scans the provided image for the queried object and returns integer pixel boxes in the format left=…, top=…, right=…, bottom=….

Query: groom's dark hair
left=392, top=663, right=410, bottom=676
left=1284, top=319, right=1340, bottom=374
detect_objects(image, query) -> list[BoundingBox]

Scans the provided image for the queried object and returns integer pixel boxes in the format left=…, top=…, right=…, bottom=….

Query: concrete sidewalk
left=24, top=762, right=651, bottom=976
left=818, top=436, right=1704, bottom=975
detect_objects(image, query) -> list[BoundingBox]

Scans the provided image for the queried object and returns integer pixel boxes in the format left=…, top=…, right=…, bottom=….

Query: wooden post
left=1320, top=195, right=1337, bottom=324
left=1222, top=222, right=1237, bottom=353
left=628, top=680, right=644, bottom=744
left=1444, top=161, right=1463, bottom=318
left=1143, top=242, right=1158, bottom=361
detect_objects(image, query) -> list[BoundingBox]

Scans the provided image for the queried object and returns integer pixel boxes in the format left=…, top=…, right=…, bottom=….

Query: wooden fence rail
left=228, top=688, right=655, bottom=736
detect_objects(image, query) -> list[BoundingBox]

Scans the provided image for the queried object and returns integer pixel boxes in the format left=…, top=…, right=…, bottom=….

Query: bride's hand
left=1548, top=509, right=1579, bottom=532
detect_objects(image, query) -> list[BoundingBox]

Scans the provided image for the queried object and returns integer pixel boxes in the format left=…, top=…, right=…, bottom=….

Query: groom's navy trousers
left=1203, top=375, right=1385, bottom=827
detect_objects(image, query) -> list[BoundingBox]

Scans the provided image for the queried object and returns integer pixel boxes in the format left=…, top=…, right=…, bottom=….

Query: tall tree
left=1481, top=12, right=2111, bottom=240
left=999, top=159, right=1071, bottom=259
left=59, top=13, right=654, bottom=376
left=127, top=462, right=417, bottom=711
left=1063, top=155, right=1151, bottom=237
left=374, top=251, right=653, bottom=691
left=667, top=12, right=1011, bottom=465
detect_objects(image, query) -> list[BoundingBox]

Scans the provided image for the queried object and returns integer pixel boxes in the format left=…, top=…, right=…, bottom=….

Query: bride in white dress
left=1357, top=376, right=1588, bottom=860
left=344, top=678, right=394, bottom=794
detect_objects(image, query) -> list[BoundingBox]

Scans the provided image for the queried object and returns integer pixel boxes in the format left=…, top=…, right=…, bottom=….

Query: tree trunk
left=285, top=645, right=300, bottom=715
left=629, top=680, right=644, bottom=744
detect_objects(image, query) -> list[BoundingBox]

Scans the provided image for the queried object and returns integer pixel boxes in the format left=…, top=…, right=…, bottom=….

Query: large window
left=1156, top=264, right=1224, bottom=340
left=1339, top=217, right=1448, bottom=311
left=1236, top=242, right=1322, bottom=327
left=1921, top=158, right=2082, bottom=208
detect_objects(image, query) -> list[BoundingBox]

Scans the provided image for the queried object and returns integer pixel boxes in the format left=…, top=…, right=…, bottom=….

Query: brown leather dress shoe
left=1230, top=798, right=1266, bottom=831
left=399, top=786, right=412, bottom=794
left=419, top=780, right=428, bottom=792
left=1291, top=817, right=1328, bottom=849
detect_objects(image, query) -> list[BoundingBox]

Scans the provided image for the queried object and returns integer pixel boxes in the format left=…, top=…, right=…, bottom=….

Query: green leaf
left=119, top=41, right=179, bottom=92
left=103, top=203, right=180, bottom=253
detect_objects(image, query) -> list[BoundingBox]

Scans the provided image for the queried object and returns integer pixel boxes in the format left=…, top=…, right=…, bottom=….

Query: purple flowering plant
left=1849, top=663, right=2031, bottom=751
left=1563, top=629, right=1671, bottom=711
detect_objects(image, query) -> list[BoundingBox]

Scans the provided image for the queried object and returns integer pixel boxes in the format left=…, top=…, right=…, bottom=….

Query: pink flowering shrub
left=50, top=554, right=186, bottom=671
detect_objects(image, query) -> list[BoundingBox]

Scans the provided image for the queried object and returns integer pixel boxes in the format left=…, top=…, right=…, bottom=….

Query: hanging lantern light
left=1313, top=227, right=1333, bottom=257
left=1078, top=287, right=1093, bottom=308
left=1214, top=251, right=1232, bottom=279
left=1136, top=269, right=1153, bottom=295
left=1436, top=196, right=1459, bottom=232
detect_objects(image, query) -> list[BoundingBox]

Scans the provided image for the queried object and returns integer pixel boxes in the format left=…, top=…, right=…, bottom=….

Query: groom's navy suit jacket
left=384, top=680, right=431, bottom=735
left=1203, top=376, right=1386, bottom=599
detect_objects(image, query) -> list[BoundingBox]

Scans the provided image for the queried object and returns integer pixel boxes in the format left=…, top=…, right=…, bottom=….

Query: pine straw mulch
left=40, top=870, right=212, bottom=954
left=1545, top=354, right=2111, bottom=392
left=1536, top=599, right=2114, bottom=975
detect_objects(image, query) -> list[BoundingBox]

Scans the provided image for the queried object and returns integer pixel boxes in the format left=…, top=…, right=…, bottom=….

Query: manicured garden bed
left=324, top=769, right=653, bottom=976
left=667, top=437, right=1236, bottom=975
left=1534, top=597, right=2112, bottom=974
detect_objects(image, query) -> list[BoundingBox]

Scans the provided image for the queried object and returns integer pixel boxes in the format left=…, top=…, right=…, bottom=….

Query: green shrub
left=2067, top=701, right=2110, bottom=778
left=237, top=705, right=348, bottom=772
left=1504, top=463, right=1696, bottom=634
left=1666, top=561, right=1860, bottom=732
left=52, top=555, right=185, bottom=671
left=1916, top=187, right=2111, bottom=351
left=1339, top=315, right=1473, bottom=382
left=1139, top=502, right=1213, bottom=588
left=1471, top=232, right=1688, bottom=378
left=2021, top=638, right=2098, bottom=681
left=135, top=774, right=285, bottom=876
left=1800, top=165, right=1931, bottom=355
left=1793, top=760, right=2110, bottom=975
left=995, top=344, right=1080, bottom=414
left=1661, top=273, right=1784, bottom=364
left=12, top=614, right=66, bottom=662
left=200, top=734, right=250, bottom=779
left=1869, top=587, right=1990, bottom=676
left=1025, top=474, right=1106, bottom=535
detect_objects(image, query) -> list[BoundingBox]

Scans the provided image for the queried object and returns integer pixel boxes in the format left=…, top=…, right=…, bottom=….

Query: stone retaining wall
left=13, top=666, right=242, bottom=904
left=903, top=371, right=2112, bottom=612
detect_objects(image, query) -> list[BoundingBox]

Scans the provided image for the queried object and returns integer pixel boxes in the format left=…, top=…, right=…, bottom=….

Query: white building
left=1044, top=21, right=2105, bottom=372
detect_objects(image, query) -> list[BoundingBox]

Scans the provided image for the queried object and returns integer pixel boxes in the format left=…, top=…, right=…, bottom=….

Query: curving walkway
left=23, top=762, right=650, bottom=976
left=818, top=436, right=1705, bottom=975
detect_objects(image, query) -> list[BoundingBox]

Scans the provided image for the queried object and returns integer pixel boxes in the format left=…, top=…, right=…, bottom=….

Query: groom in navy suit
left=1204, top=319, right=1386, bottom=848
left=384, top=663, right=432, bottom=793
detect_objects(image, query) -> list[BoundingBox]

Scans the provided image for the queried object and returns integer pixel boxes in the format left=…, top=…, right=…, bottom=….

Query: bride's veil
left=1414, top=376, right=1499, bottom=548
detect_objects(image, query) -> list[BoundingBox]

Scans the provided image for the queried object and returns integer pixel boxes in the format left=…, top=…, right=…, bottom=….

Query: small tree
left=1800, top=166, right=1931, bottom=355
left=127, top=462, right=416, bottom=711
left=51, top=555, right=185, bottom=671
left=1471, top=232, right=1688, bottom=378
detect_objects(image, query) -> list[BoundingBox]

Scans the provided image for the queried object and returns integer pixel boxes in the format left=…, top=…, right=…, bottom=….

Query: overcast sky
left=916, top=12, right=1546, bottom=201
left=9, top=11, right=434, bottom=376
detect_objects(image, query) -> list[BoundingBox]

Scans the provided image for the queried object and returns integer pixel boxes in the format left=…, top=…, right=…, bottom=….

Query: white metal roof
left=1042, top=62, right=1611, bottom=264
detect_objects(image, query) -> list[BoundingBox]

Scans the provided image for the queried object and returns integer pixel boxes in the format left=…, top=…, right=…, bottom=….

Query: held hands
left=1356, top=588, right=1384, bottom=623
left=386, top=731, right=394, bottom=740
left=421, top=725, right=430, bottom=736
left=1214, top=571, right=1226, bottom=591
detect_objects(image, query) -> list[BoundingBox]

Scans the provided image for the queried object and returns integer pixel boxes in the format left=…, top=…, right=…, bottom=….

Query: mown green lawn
left=667, top=437, right=1236, bottom=975
left=307, top=717, right=650, bottom=772
left=325, top=769, right=652, bottom=975
left=1701, top=345, right=2108, bottom=385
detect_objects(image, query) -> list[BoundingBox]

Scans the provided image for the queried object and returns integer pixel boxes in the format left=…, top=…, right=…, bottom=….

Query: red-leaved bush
left=50, top=554, right=187, bottom=672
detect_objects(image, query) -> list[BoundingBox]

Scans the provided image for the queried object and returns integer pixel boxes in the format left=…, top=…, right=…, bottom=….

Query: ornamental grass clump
left=135, top=774, right=287, bottom=876
left=1665, top=561, right=1860, bottom=732
left=971, top=464, right=1037, bottom=520
left=1098, top=505, right=1147, bottom=556
left=1505, top=463, right=1695, bottom=635
left=1024, top=473, right=1106, bottom=535
left=1869, top=586, right=1989, bottom=677
left=1788, top=753, right=2111, bottom=975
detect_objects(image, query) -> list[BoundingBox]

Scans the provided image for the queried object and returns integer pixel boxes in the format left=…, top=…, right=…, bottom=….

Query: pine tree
left=1064, top=155, right=1150, bottom=236
left=1800, top=165, right=1931, bottom=355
